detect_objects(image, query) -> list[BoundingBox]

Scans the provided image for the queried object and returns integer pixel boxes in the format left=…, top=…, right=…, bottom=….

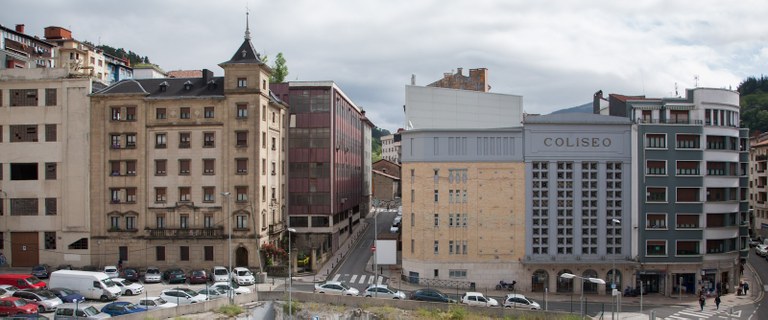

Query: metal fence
left=401, top=274, right=475, bottom=290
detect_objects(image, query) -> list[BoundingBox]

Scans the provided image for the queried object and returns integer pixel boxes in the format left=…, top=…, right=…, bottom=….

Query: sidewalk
left=293, top=218, right=371, bottom=284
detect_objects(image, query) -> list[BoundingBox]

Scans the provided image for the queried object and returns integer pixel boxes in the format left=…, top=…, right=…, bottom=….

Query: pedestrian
left=699, top=294, right=706, bottom=311
left=740, top=264, right=744, bottom=276
left=0, top=252, right=6, bottom=266
left=743, top=281, right=749, bottom=295
left=715, top=295, right=721, bottom=310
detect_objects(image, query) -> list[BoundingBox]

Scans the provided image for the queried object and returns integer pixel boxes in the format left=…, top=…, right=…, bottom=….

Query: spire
left=245, top=10, right=251, bottom=40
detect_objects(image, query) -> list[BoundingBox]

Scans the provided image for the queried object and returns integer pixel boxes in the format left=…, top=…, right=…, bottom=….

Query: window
left=236, top=186, right=248, bottom=202
left=155, top=159, right=167, bottom=176
left=262, top=105, right=267, bottom=121
left=204, top=215, right=214, bottom=228
left=156, top=108, right=166, bottom=119
left=179, top=132, right=191, bottom=148
left=155, top=133, right=167, bottom=148
left=237, top=78, right=247, bottom=88
left=10, top=89, right=37, bottom=106
left=434, top=214, right=439, bottom=227
left=111, top=107, right=121, bottom=121
left=110, top=216, right=120, bottom=230
left=125, top=216, right=136, bottom=230
left=646, top=160, right=666, bottom=175
left=156, top=246, right=165, bottom=261
left=236, top=158, right=248, bottom=174
left=45, top=124, right=56, bottom=142
left=179, top=107, right=191, bottom=119
left=10, top=125, right=38, bottom=142
left=645, top=134, right=666, bottom=149
left=646, top=187, right=666, bottom=202
left=110, top=134, right=121, bottom=149
left=45, top=198, right=57, bottom=215
left=676, top=134, right=700, bottom=149
left=449, top=269, right=467, bottom=279
left=262, top=132, right=266, bottom=148
left=677, top=188, right=700, bottom=202
left=179, top=187, right=191, bottom=202
left=236, top=215, right=247, bottom=229
left=434, top=241, right=439, bottom=255
left=707, top=136, right=726, bottom=150
left=10, top=163, right=37, bottom=180
left=646, top=213, right=667, bottom=229
left=646, top=240, right=667, bottom=256
left=155, top=187, right=167, bottom=203
left=676, top=161, right=700, bottom=175
left=676, top=241, right=700, bottom=256
left=125, top=133, right=136, bottom=148
left=271, top=137, right=276, bottom=150
left=110, top=189, right=121, bottom=203
left=204, top=107, right=214, bottom=118
left=434, top=190, right=439, bottom=202
left=262, top=186, right=266, bottom=202
left=204, top=246, right=214, bottom=261
left=45, top=89, right=56, bottom=106
left=44, top=232, right=56, bottom=250
left=236, top=104, right=248, bottom=118
left=203, top=159, right=215, bottom=175
left=180, top=246, right=190, bottom=261
left=676, top=214, right=700, bottom=229
left=156, top=215, right=165, bottom=229
left=180, top=215, right=189, bottom=229
left=262, top=159, right=266, bottom=175
left=126, top=160, right=136, bottom=175
left=126, top=188, right=136, bottom=203
left=119, top=246, right=128, bottom=261
left=203, top=187, right=215, bottom=202
left=10, top=198, right=38, bottom=215
left=125, top=106, right=136, bottom=121
left=45, top=163, right=57, bottom=180
left=203, top=132, right=215, bottom=147
left=236, top=131, right=247, bottom=147
left=179, top=159, right=191, bottom=175
left=271, top=162, right=276, bottom=175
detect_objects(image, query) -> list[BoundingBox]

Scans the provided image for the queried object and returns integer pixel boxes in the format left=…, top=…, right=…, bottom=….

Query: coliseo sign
left=543, top=137, right=612, bottom=148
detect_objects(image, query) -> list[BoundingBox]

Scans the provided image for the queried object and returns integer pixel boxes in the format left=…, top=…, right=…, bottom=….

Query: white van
left=49, top=270, right=121, bottom=301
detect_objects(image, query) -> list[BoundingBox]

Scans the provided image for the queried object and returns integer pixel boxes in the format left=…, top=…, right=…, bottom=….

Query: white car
left=503, top=293, right=540, bottom=310
left=461, top=292, right=498, bottom=307
left=144, top=267, right=162, bottom=283
left=393, top=216, right=402, bottom=226
left=138, top=296, right=177, bottom=310
left=103, top=266, right=119, bottom=278
left=198, top=287, right=227, bottom=300
left=363, top=285, right=406, bottom=299
left=159, top=288, right=206, bottom=305
left=756, top=244, right=768, bottom=256
left=210, top=266, right=230, bottom=283
left=212, top=282, right=251, bottom=295
left=389, top=225, right=399, bottom=233
left=314, top=281, right=359, bottom=296
left=113, top=277, right=144, bottom=295
left=232, top=267, right=255, bottom=286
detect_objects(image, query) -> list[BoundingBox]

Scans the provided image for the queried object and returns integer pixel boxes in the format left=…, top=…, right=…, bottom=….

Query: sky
left=3, top=0, right=767, bottom=132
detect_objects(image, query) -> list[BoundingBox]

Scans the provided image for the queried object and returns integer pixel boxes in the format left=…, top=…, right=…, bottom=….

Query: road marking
left=331, top=274, right=341, bottom=281
left=358, top=275, right=367, bottom=284
left=377, top=276, right=385, bottom=285
left=666, top=316, right=688, bottom=320
left=368, top=276, right=375, bottom=284
left=350, top=275, right=358, bottom=283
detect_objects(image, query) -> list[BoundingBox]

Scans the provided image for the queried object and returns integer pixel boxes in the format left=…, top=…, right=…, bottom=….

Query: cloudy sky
left=3, top=0, right=767, bottom=132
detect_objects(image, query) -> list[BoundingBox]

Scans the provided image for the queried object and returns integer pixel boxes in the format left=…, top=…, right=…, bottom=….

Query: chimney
left=15, top=24, right=25, bottom=33
left=410, top=74, right=415, bottom=85
left=469, top=68, right=489, bottom=92
left=202, top=69, right=214, bottom=83
left=593, top=90, right=604, bottom=114
left=457, top=67, right=463, bottom=75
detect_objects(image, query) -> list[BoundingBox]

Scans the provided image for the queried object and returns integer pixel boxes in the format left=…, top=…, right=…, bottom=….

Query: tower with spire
left=219, top=11, right=272, bottom=95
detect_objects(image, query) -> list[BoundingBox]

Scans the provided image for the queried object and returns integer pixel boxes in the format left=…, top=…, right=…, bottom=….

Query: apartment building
left=597, top=88, right=749, bottom=296
left=44, top=26, right=132, bottom=85
left=88, top=28, right=287, bottom=270
left=1, top=24, right=55, bottom=69
left=0, top=68, right=94, bottom=267
left=522, top=113, right=632, bottom=295
left=270, top=81, right=369, bottom=268
left=401, top=84, right=526, bottom=288
left=748, top=133, right=768, bottom=239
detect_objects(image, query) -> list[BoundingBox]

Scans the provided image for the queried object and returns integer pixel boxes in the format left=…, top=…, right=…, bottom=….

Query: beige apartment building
left=88, top=30, right=287, bottom=270
left=0, top=68, right=94, bottom=267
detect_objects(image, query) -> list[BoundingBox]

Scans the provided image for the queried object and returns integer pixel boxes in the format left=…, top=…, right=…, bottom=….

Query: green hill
left=739, top=76, right=768, bottom=135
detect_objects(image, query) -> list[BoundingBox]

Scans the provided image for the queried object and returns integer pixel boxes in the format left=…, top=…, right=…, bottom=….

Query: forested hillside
left=739, top=76, right=768, bottom=134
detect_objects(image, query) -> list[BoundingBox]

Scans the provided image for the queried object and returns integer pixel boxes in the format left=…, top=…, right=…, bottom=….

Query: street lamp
left=287, top=227, right=296, bottom=320
left=610, top=218, right=621, bottom=320
left=220, top=192, right=232, bottom=304
left=560, top=272, right=606, bottom=319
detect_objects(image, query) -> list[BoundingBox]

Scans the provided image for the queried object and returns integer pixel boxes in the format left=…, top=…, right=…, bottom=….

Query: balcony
left=268, top=222, right=285, bottom=235
left=146, top=226, right=224, bottom=239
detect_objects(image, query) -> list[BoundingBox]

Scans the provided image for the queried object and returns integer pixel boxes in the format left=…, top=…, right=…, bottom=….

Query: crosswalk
left=330, top=273, right=387, bottom=286
left=663, top=305, right=742, bottom=319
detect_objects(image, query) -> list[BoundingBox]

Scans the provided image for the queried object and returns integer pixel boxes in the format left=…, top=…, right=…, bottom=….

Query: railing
left=146, top=226, right=225, bottom=239
left=636, top=119, right=704, bottom=125
left=401, top=275, right=475, bottom=290
left=269, top=223, right=285, bottom=235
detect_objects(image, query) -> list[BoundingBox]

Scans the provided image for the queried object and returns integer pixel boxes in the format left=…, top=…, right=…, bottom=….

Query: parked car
left=314, top=281, right=359, bottom=296
left=100, top=302, right=146, bottom=316
left=0, top=275, right=47, bottom=290
left=389, top=225, right=399, bottom=233
left=30, top=265, right=51, bottom=279
left=503, top=293, right=540, bottom=310
left=12, top=289, right=63, bottom=312
left=749, top=238, right=762, bottom=247
left=756, top=244, right=768, bottom=256
left=137, top=296, right=177, bottom=310
left=102, top=266, right=119, bottom=279
left=55, top=265, right=73, bottom=271
left=3, top=314, right=49, bottom=320
left=210, top=266, right=229, bottom=283
left=0, top=285, right=19, bottom=298
left=461, top=292, right=498, bottom=307
left=232, top=267, right=255, bottom=286
left=162, top=268, right=186, bottom=284
left=393, top=216, right=402, bottom=226
left=187, top=270, right=208, bottom=285
left=112, top=278, right=144, bottom=296
left=211, top=282, right=251, bottom=295
left=197, top=288, right=227, bottom=300
left=143, top=267, right=162, bottom=283
left=0, top=297, right=39, bottom=316
left=363, top=285, right=406, bottom=299
left=54, top=303, right=111, bottom=320
left=121, top=268, right=140, bottom=282
left=47, top=288, right=85, bottom=303
left=159, top=288, right=206, bottom=305
left=409, top=288, right=455, bottom=303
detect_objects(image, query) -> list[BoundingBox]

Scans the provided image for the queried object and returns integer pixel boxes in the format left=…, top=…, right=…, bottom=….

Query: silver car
left=363, top=285, right=406, bottom=299
left=12, top=289, right=63, bottom=312
left=144, top=267, right=162, bottom=283
left=54, top=303, right=111, bottom=320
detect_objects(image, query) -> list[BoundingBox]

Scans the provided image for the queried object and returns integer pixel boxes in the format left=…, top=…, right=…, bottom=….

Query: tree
left=270, top=52, right=289, bottom=83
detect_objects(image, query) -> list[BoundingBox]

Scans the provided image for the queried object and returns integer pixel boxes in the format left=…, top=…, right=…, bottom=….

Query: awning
left=666, top=104, right=695, bottom=110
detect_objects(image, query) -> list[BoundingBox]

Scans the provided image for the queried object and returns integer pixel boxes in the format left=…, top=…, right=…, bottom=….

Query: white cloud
left=2, top=0, right=767, bottom=131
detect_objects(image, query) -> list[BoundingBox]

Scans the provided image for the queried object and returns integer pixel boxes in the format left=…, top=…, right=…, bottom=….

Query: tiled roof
left=373, top=169, right=401, bottom=180
left=222, top=39, right=266, bottom=65
left=94, top=77, right=224, bottom=97
left=168, top=70, right=203, bottom=78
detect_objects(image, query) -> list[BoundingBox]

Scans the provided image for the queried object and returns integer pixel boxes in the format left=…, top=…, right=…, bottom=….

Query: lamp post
left=610, top=218, right=621, bottom=320
left=560, top=272, right=606, bottom=319
left=220, top=192, right=232, bottom=304
left=287, top=227, right=296, bottom=319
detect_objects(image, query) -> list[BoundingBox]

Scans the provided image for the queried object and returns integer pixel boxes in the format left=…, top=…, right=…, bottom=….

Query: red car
left=0, top=297, right=39, bottom=315
left=187, top=269, right=208, bottom=284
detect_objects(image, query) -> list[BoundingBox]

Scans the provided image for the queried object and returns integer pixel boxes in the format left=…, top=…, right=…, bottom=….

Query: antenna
left=694, top=75, right=699, bottom=87
left=244, top=4, right=251, bottom=40
left=675, top=82, right=678, bottom=97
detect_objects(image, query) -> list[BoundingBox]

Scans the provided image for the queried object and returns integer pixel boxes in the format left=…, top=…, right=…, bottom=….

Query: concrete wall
left=405, top=86, right=523, bottom=130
